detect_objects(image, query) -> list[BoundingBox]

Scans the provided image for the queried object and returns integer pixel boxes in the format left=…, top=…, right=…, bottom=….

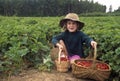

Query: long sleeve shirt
left=52, top=30, right=93, bottom=58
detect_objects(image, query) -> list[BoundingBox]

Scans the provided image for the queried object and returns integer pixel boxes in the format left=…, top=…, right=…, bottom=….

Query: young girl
left=52, top=13, right=97, bottom=63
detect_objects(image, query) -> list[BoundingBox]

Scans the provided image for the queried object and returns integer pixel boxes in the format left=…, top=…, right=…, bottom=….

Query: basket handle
left=58, top=49, right=62, bottom=64
left=58, top=49, right=68, bottom=64
left=93, top=45, right=97, bottom=61
left=92, top=45, right=97, bottom=69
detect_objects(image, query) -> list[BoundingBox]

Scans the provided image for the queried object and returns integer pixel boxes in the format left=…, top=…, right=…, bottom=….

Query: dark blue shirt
left=52, top=30, right=93, bottom=57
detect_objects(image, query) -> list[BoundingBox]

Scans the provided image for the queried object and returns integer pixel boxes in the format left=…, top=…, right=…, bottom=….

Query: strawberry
left=60, top=57, right=68, bottom=61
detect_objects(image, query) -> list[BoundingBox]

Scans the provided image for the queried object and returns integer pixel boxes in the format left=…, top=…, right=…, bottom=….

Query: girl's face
left=66, top=20, right=78, bottom=32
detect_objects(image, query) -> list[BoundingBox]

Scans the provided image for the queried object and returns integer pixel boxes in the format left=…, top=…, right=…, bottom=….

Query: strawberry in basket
left=96, top=63, right=109, bottom=70
left=60, top=52, right=68, bottom=61
left=60, top=57, right=68, bottom=61
left=76, top=60, right=92, bottom=67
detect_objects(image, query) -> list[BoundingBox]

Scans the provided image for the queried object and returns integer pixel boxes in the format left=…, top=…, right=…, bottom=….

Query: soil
left=1, top=69, right=94, bottom=81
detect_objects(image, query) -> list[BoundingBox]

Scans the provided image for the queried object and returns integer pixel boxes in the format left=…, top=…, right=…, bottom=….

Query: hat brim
left=59, top=19, right=84, bottom=30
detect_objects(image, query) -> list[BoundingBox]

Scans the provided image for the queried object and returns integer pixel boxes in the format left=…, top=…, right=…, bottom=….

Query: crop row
left=0, top=16, right=120, bottom=80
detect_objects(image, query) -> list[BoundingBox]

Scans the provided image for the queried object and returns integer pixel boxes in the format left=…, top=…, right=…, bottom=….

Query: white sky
left=93, top=0, right=120, bottom=12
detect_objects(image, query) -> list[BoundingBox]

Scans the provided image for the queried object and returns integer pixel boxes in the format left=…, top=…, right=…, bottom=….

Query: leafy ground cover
left=0, top=16, right=120, bottom=81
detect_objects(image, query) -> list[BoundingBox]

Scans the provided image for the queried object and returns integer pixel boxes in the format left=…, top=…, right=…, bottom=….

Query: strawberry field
left=0, top=16, right=120, bottom=81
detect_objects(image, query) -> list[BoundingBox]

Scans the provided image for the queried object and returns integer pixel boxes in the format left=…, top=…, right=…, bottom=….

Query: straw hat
left=59, top=13, right=84, bottom=30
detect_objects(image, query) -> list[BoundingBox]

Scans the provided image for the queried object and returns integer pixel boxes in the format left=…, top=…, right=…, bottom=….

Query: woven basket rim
left=73, top=59, right=93, bottom=69
left=73, top=59, right=111, bottom=71
left=55, top=59, right=70, bottom=67
left=55, top=59, right=70, bottom=62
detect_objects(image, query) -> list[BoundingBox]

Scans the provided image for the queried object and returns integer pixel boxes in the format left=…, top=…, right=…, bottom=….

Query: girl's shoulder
left=77, top=31, right=84, bottom=34
left=77, top=31, right=87, bottom=37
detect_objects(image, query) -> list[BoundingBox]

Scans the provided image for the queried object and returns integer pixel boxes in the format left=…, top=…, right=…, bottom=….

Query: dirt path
left=1, top=69, right=94, bottom=81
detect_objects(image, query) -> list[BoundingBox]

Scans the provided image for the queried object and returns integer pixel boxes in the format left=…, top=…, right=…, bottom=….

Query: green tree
left=0, top=0, right=107, bottom=16
left=114, top=6, right=120, bottom=12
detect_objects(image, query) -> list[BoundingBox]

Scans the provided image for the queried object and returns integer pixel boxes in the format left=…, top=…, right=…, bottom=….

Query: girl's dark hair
left=62, top=20, right=79, bottom=31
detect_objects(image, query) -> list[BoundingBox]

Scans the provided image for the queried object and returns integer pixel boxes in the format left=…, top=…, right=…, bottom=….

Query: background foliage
left=0, top=0, right=106, bottom=16
left=0, top=16, right=120, bottom=81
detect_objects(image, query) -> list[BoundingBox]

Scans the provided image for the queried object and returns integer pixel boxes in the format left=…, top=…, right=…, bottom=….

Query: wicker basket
left=72, top=46, right=111, bottom=81
left=55, top=49, right=70, bottom=72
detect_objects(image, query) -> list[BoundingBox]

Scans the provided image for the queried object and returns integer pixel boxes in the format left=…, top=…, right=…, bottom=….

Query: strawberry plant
left=0, top=16, right=120, bottom=81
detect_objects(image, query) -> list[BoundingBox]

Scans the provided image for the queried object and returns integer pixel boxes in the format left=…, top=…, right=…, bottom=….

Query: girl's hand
left=56, top=43, right=64, bottom=50
left=91, top=41, right=97, bottom=48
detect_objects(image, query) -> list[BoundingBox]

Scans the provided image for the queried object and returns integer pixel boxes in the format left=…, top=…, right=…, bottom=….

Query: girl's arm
left=51, top=32, right=64, bottom=48
left=90, top=41, right=97, bottom=48
left=81, top=31, right=97, bottom=48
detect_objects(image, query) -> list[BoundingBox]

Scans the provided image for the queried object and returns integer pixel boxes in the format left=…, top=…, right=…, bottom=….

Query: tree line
left=0, top=0, right=107, bottom=16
